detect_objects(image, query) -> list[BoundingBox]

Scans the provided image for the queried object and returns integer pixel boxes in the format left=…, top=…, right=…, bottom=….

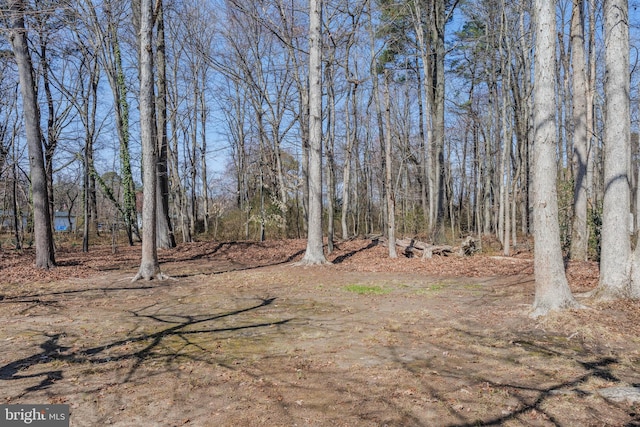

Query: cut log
left=458, top=235, right=480, bottom=256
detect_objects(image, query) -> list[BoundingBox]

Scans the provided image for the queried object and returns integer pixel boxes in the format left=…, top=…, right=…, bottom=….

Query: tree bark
left=570, top=0, right=589, bottom=261
left=341, top=83, right=355, bottom=240
left=134, top=0, right=164, bottom=281
left=299, top=0, right=327, bottom=265
left=325, top=53, right=336, bottom=253
left=430, top=0, right=446, bottom=243
left=531, top=0, right=578, bottom=316
left=597, top=0, right=632, bottom=298
left=155, top=0, right=176, bottom=249
left=7, top=0, right=55, bottom=269
left=383, top=69, right=397, bottom=258
left=86, top=0, right=138, bottom=245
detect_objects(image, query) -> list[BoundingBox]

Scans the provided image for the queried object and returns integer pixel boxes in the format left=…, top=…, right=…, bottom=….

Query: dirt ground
left=1, top=238, right=639, bottom=426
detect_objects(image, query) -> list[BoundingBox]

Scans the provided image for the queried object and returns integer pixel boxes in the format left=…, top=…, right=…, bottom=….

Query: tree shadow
left=330, top=239, right=379, bottom=264
left=0, top=297, right=291, bottom=397
left=0, top=283, right=168, bottom=304
left=168, top=242, right=225, bottom=262
left=167, top=243, right=307, bottom=278
left=383, top=324, right=629, bottom=427
left=444, top=354, right=619, bottom=427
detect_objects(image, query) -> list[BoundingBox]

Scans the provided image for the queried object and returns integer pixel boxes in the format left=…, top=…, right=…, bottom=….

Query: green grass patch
left=416, top=282, right=448, bottom=295
left=343, top=284, right=392, bottom=295
left=429, top=283, right=446, bottom=291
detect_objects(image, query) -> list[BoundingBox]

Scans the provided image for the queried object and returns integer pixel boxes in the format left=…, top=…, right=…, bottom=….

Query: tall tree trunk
left=78, top=48, right=100, bottom=252
left=11, top=121, right=22, bottom=249
left=274, top=0, right=309, bottom=236
left=598, top=0, right=633, bottom=297
left=190, top=85, right=198, bottom=238
left=7, top=0, right=55, bottom=269
left=431, top=0, right=446, bottom=243
left=155, top=0, right=176, bottom=249
left=299, top=0, right=327, bottom=265
left=167, top=48, right=191, bottom=243
left=114, top=33, right=139, bottom=245
left=339, top=9, right=362, bottom=241
left=83, top=146, right=90, bottom=252
left=87, top=0, right=139, bottom=246
left=586, top=0, right=596, bottom=206
left=200, top=78, right=209, bottom=235
left=383, top=70, right=397, bottom=258
left=570, top=0, right=589, bottom=261
left=518, top=6, right=534, bottom=237
left=415, top=66, right=429, bottom=229
left=531, top=0, right=578, bottom=316
left=134, top=0, right=163, bottom=281
left=39, top=38, right=57, bottom=235
left=498, top=4, right=512, bottom=256
left=325, top=55, right=336, bottom=253
left=341, top=83, right=355, bottom=240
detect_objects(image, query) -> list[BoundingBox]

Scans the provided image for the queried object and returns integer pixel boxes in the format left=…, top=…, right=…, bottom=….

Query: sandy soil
left=0, top=239, right=639, bottom=426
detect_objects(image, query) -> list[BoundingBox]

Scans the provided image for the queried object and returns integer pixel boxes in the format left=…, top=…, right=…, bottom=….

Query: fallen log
left=396, top=238, right=453, bottom=259
left=378, top=237, right=454, bottom=258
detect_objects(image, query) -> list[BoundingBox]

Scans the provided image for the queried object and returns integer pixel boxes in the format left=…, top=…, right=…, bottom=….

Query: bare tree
left=84, top=0, right=140, bottom=246
left=133, top=0, right=164, bottom=281
left=531, top=0, right=579, bottom=316
left=299, top=0, right=327, bottom=264
left=5, top=0, right=55, bottom=269
left=164, top=7, right=192, bottom=243
left=32, top=6, right=76, bottom=235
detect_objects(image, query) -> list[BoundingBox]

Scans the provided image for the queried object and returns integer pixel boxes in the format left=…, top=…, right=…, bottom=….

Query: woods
left=4, top=3, right=640, bottom=424
left=0, top=0, right=638, bottom=309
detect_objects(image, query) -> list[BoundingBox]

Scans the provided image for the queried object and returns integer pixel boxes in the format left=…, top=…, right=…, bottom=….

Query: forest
left=0, top=0, right=639, bottom=303
left=3, top=1, right=640, bottom=424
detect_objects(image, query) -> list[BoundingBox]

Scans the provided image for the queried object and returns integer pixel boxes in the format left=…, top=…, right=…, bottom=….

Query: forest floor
left=0, top=238, right=639, bottom=426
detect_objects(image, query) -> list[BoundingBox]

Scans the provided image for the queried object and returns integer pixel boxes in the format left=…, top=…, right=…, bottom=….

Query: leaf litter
left=0, top=238, right=638, bottom=426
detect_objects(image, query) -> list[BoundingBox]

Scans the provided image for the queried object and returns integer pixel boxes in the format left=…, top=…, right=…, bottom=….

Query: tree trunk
left=83, top=137, right=90, bottom=253
left=597, top=0, right=633, bottom=298
left=39, top=38, right=57, bottom=236
left=134, top=0, right=163, bottom=281
left=11, top=131, right=22, bottom=249
left=190, top=85, right=198, bottom=238
left=8, top=0, right=55, bottom=269
left=586, top=0, right=596, bottom=207
left=570, top=0, right=589, bottom=261
left=430, top=0, right=446, bottom=244
left=299, top=0, right=327, bottom=265
left=531, top=0, right=578, bottom=316
left=88, top=0, right=139, bottom=246
left=498, top=7, right=512, bottom=256
left=383, top=70, right=397, bottom=258
left=325, top=55, right=336, bottom=253
left=114, top=36, right=138, bottom=246
left=341, top=84, right=354, bottom=240
left=200, top=71, right=209, bottom=235
left=155, top=0, right=176, bottom=249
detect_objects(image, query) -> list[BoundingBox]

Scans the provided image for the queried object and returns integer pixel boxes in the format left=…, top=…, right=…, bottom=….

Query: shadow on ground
left=0, top=297, right=291, bottom=397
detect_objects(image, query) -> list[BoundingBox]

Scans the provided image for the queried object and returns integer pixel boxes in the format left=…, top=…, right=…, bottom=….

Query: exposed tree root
left=132, top=267, right=169, bottom=282
left=293, top=257, right=332, bottom=267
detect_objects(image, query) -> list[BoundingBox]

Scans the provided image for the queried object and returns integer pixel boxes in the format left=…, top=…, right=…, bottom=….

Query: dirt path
left=0, top=240, right=639, bottom=426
